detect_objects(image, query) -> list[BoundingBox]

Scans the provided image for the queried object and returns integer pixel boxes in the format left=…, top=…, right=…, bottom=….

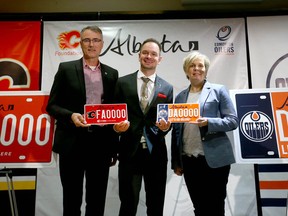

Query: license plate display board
left=0, top=91, right=55, bottom=167
left=84, top=103, right=128, bottom=125
left=230, top=88, right=288, bottom=164
left=157, top=103, right=200, bottom=123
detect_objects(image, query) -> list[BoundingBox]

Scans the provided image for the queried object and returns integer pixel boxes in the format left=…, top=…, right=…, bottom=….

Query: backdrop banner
left=0, top=21, right=42, bottom=216
left=247, top=15, right=288, bottom=216
left=0, top=21, right=41, bottom=91
left=37, top=19, right=253, bottom=216
left=42, top=19, right=248, bottom=92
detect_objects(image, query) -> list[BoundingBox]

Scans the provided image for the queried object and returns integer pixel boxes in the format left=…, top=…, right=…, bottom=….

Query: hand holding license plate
left=157, top=103, right=200, bottom=123
left=84, top=103, right=128, bottom=125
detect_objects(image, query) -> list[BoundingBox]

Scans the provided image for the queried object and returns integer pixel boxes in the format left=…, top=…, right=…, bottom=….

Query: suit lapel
left=100, top=63, right=110, bottom=102
left=199, top=81, right=212, bottom=116
left=150, top=76, right=162, bottom=106
left=75, top=58, right=86, bottom=100
left=129, top=71, right=143, bottom=113
left=182, top=87, right=190, bottom=103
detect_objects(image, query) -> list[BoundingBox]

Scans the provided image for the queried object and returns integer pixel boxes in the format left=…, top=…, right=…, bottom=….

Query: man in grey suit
left=113, top=38, right=173, bottom=216
left=46, top=26, right=119, bottom=216
left=171, top=51, right=239, bottom=216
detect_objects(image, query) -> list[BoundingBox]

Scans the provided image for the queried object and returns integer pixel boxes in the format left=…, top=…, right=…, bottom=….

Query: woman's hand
left=191, top=117, right=208, bottom=127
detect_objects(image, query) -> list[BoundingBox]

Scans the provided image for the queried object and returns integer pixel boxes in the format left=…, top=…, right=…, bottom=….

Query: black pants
left=182, top=155, right=230, bottom=216
left=59, top=132, right=111, bottom=216
left=118, top=147, right=167, bottom=216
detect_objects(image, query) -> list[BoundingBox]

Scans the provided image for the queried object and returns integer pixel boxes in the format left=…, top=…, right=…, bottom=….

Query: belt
left=184, top=154, right=204, bottom=158
left=87, top=125, right=99, bottom=132
left=140, top=135, right=147, bottom=149
left=141, top=142, right=148, bottom=149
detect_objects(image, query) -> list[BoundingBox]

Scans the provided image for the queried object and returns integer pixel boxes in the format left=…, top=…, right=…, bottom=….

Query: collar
left=137, top=70, right=156, bottom=83
left=83, top=59, right=101, bottom=70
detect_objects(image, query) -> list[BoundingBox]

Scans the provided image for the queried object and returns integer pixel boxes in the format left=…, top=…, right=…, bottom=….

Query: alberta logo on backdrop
left=54, top=27, right=200, bottom=58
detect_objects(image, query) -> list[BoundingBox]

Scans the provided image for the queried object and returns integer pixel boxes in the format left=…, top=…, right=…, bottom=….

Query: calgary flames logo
left=0, top=58, right=30, bottom=89
left=57, top=30, right=80, bottom=50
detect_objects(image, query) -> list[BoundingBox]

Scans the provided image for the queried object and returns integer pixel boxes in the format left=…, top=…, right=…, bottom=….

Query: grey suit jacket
left=171, top=81, right=239, bottom=168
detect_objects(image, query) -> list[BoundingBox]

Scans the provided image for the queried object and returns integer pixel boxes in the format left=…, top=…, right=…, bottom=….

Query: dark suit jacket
left=46, top=58, right=119, bottom=156
left=114, top=71, right=173, bottom=162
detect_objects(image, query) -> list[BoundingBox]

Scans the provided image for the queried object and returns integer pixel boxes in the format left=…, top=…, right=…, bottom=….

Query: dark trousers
left=59, top=132, right=111, bottom=216
left=118, top=147, right=167, bottom=216
left=182, top=155, right=230, bottom=216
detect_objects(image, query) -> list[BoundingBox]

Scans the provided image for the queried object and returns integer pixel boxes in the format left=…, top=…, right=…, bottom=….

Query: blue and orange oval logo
left=240, top=111, right=274, bottom=142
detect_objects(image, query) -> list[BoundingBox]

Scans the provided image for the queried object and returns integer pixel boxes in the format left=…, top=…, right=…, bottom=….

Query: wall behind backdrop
left=1, top=0, right=288, bottom=14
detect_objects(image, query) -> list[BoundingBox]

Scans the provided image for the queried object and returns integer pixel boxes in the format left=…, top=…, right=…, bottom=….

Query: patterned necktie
left=140, top=77, right=150, bottom=112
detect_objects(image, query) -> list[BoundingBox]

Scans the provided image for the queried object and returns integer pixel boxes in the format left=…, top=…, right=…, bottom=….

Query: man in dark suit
left=113, top=38, right=174, bottom=216
left=46, top=25, right=119, bottom=216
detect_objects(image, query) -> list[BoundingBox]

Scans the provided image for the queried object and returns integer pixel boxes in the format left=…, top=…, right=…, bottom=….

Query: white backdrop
left=36, top=19, right=256, bottom=216
left=247, top=15, right=288, bottom=216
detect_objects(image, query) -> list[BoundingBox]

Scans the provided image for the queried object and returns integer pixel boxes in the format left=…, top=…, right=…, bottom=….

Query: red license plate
left=0, top=91, right=55, bottom=165
left=84, top=103, right=128, bottom=125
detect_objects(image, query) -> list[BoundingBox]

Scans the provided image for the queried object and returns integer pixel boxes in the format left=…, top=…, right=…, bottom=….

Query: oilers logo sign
left=240, top=111, right=274, bottom=143
left=230, top=88, right=288, bottom=164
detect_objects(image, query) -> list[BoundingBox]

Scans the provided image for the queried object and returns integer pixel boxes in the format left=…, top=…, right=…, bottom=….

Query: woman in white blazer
left=171, top=51, right=239, bottom=216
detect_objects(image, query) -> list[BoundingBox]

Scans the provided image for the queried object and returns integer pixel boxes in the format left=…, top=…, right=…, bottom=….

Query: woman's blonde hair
left=183, top=51, right=211, bottom=74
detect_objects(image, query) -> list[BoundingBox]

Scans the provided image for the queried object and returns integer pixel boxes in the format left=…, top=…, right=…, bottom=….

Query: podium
left=0, top=169, right=19, bottom=216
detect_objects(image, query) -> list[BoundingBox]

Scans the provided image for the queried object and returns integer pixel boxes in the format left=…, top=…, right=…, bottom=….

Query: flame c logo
left=57, top=30, right=81, bottom=50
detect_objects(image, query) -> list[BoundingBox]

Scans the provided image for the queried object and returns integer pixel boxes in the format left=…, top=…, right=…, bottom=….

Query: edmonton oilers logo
left=240, top=111, right=273, bottom=142
left=216, top=26, right=231, bottom=41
